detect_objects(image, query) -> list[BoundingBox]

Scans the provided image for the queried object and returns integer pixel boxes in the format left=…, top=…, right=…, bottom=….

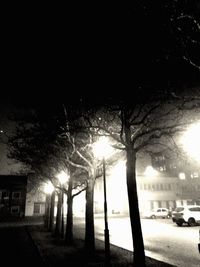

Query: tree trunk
left=49, top=190, right=55, bottom=232
left=125, top=121, right=146, bottom=267
left=61, top=191, right=65, bottom=238
left=65, top=177, right=74, bottom=244
left=44, top=194, right=51, bottom=228
left=55, top=190, right=62, bottom=236
left=85, top=177, right=95, bottom=255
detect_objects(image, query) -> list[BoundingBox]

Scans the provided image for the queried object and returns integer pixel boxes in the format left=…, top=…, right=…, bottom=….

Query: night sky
left=1, top=3, right=200, bottom=103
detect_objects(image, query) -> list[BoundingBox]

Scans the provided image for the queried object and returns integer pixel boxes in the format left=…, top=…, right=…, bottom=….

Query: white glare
left=44, top=182, right=54, bottom=194
left=93, top=137, right=114, bottom=159
left=57, top=171, right=69, bottom=184
left=178, top=172, right=186, bottom=180
left=181, top=123, right=200, bottom=162
left=111, top=161, right=126, bottom=177
left=144, top=166, right=158, bottom=177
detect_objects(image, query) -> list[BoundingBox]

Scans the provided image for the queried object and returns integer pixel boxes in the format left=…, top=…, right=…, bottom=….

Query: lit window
left=193, top=172, right=199, bottom=178
left=179, top=173, right=186, bottom=180
left=2, top=191, right=9, bottom=199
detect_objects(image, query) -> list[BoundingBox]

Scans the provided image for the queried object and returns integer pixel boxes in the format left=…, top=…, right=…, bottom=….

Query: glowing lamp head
left=144, top=166, right=158, bottom=177
left=93, top=137, right=114, bottom=159
left=44, top=182, right=54, bottom=194
left=57, top=171, right=69, bottom=184
left=181, top=123, right=200, bottom=162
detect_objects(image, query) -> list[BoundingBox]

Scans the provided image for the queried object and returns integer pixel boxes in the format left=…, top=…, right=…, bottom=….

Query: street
left=74, top=215, right=200, bottom=267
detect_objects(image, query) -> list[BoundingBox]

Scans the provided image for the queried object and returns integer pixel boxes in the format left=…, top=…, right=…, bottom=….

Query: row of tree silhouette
left=7, top=88, right=200, bottom=267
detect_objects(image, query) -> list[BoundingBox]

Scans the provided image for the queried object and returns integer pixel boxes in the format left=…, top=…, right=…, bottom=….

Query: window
left=175, top=207, right=184, bottom=212
left=12, top=192, right=21, bottom=199
left=191, top=172, right=199, bottom=178
left=179, top=172, right=186, bottom=180
left=11, top=206, right=20, bottom=214
left=34, top=203, right=41, bottom=214
left=2, top=191, right=9, bottom=199
left=168, top=184, right=172, bottom=190
left=189, top=207, right=200, bottom=212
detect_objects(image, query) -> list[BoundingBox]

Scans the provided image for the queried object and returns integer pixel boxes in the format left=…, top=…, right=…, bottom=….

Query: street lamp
left=93, top=137, right=114, bottom=266
left=57, top=171, right=69, bottom=185
left=181, top=122, right=200, bottom=162
left=44, top=182, right=54, bottom=229
left=144, top=166, right=158, bottom=177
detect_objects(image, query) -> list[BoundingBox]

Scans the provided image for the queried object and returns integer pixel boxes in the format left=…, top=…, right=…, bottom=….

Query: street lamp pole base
left=104, top=228, right=111, bottom=266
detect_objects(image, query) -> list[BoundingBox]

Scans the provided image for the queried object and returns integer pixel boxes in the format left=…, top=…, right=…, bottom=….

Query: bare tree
left=80, top=89, right=200, bottom=267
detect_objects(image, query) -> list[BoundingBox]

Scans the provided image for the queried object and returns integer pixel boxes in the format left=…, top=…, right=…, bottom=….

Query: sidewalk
left=27, top=221, right=177, bottom=267
left=0, top=216, right=177, bottom=266
left=0, top=215, right=44, bottom=227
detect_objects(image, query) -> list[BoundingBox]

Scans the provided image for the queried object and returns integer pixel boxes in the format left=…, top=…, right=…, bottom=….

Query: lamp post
left=93, top=137, right=114, bottom=266
left=44, top=182, right=54, bottom=230
left=102, top=156, right=110, bottom=266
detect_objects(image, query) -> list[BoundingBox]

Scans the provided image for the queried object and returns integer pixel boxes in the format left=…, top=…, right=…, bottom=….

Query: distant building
left=151, top=152, right=200, bottom=206
left=94, top=160, right=179, bottom=215
left=25, top=188, right=46, bottom=217
left=0, top=175, right=27, bottom=219
left=94, top=152, right=200, bottom=215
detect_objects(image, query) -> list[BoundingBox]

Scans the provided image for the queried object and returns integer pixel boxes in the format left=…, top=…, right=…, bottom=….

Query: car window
left=175, top=207, right=184, bottom=212
left=189, top=207, right=200, bottom=212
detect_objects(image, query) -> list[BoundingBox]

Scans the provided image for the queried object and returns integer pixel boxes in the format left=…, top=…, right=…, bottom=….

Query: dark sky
left=1, top=3, right=200, bottom=103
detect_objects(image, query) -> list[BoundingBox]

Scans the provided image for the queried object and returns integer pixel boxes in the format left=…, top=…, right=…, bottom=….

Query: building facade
left=0, top=175, right=27, bottom=219
left=94, top=161, right=180, bottom=215
left=94, top=151, right=200, bottom=215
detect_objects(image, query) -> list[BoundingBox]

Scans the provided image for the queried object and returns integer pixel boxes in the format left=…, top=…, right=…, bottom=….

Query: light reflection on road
left=90, top=215, right=200, bottom=267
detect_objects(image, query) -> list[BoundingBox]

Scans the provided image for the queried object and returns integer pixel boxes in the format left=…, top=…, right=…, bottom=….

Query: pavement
left=0, top=216, right=177, bottom=267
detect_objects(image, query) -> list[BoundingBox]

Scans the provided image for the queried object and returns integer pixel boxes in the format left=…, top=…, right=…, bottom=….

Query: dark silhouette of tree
left=78, top=87, right=200, bottom=267
left=7, top=105, right=86, bottom=239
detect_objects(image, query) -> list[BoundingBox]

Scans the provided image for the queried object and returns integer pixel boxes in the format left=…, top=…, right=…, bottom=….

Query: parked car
left=142, top=208, right=170, bottom=219
left=172, top=205, right=200, bottom=226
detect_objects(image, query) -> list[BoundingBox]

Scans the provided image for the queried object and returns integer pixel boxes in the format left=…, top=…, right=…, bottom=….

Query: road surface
left=75, top=215, right=200, bottom=267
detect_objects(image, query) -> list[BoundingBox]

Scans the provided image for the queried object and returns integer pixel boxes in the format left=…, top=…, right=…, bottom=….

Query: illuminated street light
left=144, top=166, right=158, bottom=177
left=44, top=181, right=54, bottom=194
left=43, top=182, right=54, bottom=229
left=181, top=122, right=200, bottom=162
left=57, top=170, right=69, bottom=185
left=93, top=136, right=114, bottom=159
left=93, top=136, right=114, bottom=267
